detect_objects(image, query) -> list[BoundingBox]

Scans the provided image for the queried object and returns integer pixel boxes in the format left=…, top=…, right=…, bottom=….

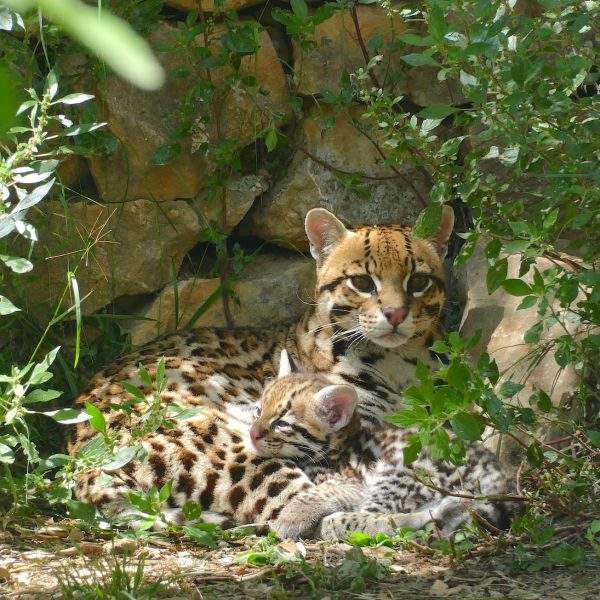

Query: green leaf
left=486, top=259, right=507, bottom=294
left=450, top=412, right=482, bottom=441
left=524, top=321, right=543, bottom=344
left=70, top=273, right=81, bottom=368
left=28, top=347, right=60, bottom=385
left=526, top=442, right=544, bottom=467
left=498, top=381, right=525, bottom=399
left=537, top=390, right=552, bottom=413
left=62, top=122, right=105, bottom=136
left=123, top=382, right=146, bottom=400
left=159, top=480, right=173, bottom=504
left=85, top=402, right=107, bottom=435
left=104, top=446, right=138, bottom=471
left=0, top=66, right=18, bottom=138
left=265, top=128, right=278, bottom=152
left=0, top=442, right=15, bottom=464
left=0, top=294, right=20, bottom=315
left=0, top=254, right=33, bottom=273
left=54, top=93, right=95, bottom=105
left=517, top=295, right=537, bottom=310
left=291, top=0, right=308, bottom=20
left=182, top=501, right=203, bottom=521
left=402, top=438, right=422, bottom=465
left=413, top=204, right=442, bottom=238
left=428, top=3, right=446, bottom=44
left=150, top=143, right=181, bottom=165
left=45, top=69, right=59, bottom=100
left=25, top=389, right=62, bottom=404
left=502, top=279, right=532, bottom=296
left=416, top=105, right=459, bottom=120
left=587, top=430, right=600, bottom=448
left=446, top=361, right=470, bottom=391
left=398, top=33, right=432, bottom=47
left=401, top=53, right=439, bottom=67
left=183, top=524, right=217, bottom=547
left=505, top=239, right=531, bottom=254
left=5, top=0, right=165, bottom=90
left=43, top=408, right=90, bottom=424
left=68, top=500, right=97, bottom=524
left=485, top=238, right=502, bottom=261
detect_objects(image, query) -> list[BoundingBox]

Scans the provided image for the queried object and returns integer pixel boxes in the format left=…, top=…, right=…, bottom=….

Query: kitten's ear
left=313, top=385, right=358, bottom=432
left=431, top=204, right=455, bottom=258
left=277, top=349, right=294, bottom=378
left=305, top=208, right=349, bottom=263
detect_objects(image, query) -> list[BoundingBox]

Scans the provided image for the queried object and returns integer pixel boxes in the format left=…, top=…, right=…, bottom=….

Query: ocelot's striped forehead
left=317, top=224, right=445, bottom=291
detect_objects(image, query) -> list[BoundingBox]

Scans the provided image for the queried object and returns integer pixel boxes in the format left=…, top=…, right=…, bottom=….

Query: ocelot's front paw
left=317, top=510, right=435, bottom=540
left=270, top=500, right=327, bottom=540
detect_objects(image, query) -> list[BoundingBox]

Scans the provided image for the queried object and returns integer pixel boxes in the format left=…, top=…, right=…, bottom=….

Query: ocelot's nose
left=250, top=427, right=264, bottom=442
left=383, top=306, right=408, bottom=326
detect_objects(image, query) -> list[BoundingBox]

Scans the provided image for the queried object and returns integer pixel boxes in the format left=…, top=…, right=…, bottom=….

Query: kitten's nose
left=383, top=307, right=407, bottom=326
left=250, top=427, right=263, bottom=442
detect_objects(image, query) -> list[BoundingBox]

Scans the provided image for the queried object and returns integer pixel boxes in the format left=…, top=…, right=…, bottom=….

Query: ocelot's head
left=305, top=206, right=454, bottom=349
left=249, top=351, right=359, bottom=461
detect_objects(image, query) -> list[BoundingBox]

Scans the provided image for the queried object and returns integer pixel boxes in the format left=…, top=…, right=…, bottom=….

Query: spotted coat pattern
left=68, top=207, right=512, bottom=538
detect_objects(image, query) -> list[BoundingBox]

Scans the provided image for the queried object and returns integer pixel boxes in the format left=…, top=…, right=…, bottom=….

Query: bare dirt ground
left=1, top=520, right=598, bottom=599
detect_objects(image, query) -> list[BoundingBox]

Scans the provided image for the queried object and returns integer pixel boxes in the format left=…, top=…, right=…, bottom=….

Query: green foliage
left=0, top=0, right=598, bottom=571
left=56, top=553, right=165, bottom=599
left=1, top=0, right=164, bottom=94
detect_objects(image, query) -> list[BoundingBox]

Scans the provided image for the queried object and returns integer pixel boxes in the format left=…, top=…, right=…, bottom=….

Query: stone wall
left=36, top=1, right=443, bottom=324
left=25, top=1, right=582, bottom=455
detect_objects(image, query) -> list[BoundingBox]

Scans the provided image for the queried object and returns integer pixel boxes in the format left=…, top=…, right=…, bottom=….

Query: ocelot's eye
left=407, top=273, right=431, bottom=295
left=349, top=275, right=376, bottom=294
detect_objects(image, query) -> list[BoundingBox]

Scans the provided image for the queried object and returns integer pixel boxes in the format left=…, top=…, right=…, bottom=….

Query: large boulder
left=25, top=199, right=201, bottom=315
left=89, top=20, right=290, bottom=203
left=192, top=173, right=270, bottom=232
left=239, top=103, right=429, bottom=248
left=127, top=252, right=315, bottom=345
left=293, top=5, right=463, bottom=106
left=459, top=240, right=585, bottom=465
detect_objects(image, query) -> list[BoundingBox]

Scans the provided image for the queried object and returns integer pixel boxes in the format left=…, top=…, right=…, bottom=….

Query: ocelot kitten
left=68, top=205, right=488, bottom=538
left=251, top=357, right=516, bottom=539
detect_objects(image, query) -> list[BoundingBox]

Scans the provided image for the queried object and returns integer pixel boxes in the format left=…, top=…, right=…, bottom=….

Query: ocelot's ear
left=431, top=204, right=455, bottom=258
left=313, top=384, right=358, bottom=432
left=305, top=208, right=349, bottom=263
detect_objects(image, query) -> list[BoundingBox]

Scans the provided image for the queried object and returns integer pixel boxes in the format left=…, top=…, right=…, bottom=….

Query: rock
left=293, top=5, right=463, bottom=106
left=128, top=252, right=315, bottom=345
left=27, top=199, right=200, bottom=315
left=89, top=20, right=290, bottom=203
left=88, top=23, right=206, bottom=203
left=191, top=22, right=292, bottom=151
left=192, top=173, right=270, bottom=232
left=459, top=240, right=584, bottom=465
left=240, top=103, right=429, bottom=249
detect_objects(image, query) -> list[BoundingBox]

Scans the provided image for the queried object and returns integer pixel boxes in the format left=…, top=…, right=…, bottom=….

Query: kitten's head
left=305, top=206, right=454, bottom=348
left=250, top=350, right=359, bottom=461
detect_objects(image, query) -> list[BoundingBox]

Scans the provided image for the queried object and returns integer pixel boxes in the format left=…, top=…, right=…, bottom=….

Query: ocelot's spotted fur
left=251, top=356, right=515, bottom=539
left=69, top=206, right=512, bottom=538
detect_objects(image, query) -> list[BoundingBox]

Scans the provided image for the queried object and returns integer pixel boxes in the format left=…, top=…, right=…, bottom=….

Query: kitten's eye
left=349, top=275, right=376, bottom=294
left=407, top=273, right=431, bottom=295
left=271, top=418, right=291, bottom=431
